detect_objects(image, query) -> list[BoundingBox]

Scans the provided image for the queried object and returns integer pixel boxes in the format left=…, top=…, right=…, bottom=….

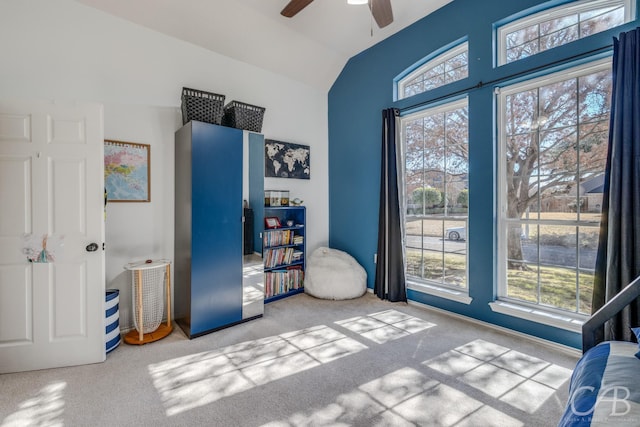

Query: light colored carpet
left=0, top=293, right=578, bottom=426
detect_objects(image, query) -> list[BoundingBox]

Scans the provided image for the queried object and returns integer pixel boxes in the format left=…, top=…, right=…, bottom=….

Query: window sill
left=489, top=300, right=586, bottom=333
left=407, top=280, right=473, bottom=305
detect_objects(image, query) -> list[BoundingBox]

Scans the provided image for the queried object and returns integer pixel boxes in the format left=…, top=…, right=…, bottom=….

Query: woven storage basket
left=222, top=100, right=266, bottom=132
left=181, top=87, right=225, bottom=125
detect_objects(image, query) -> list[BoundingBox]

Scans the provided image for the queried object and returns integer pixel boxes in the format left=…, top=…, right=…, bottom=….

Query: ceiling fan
left=281, top=0, right=394, bottom=29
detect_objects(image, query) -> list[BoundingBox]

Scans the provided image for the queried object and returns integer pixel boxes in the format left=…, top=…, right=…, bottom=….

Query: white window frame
left=497, top=0, right=634, bottom=66
left=397, top=42, right=469, bottom=101
left=401, top=97, right=472, bottom=305
left=494, top=57, right=612, bottom=331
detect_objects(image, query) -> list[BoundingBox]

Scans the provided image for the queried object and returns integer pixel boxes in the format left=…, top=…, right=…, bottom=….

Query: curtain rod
left=399, top=45, right=613, bottom=113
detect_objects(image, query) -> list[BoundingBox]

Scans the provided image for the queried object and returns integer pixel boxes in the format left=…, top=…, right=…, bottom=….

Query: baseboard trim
left=366, top=288, right=580, bottom=357
left=406, top=298, right=581, bottom=358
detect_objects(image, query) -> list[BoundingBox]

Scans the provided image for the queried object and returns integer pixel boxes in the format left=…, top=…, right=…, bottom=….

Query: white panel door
left=0, top=100, right=105, bottom=373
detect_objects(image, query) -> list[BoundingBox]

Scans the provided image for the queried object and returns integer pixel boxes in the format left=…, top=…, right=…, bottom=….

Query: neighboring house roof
left=581, top=174, right=605, bottom=194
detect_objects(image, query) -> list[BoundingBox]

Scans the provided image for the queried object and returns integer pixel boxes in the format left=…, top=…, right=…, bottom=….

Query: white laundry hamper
left=123, top=259, right=172, bottom=345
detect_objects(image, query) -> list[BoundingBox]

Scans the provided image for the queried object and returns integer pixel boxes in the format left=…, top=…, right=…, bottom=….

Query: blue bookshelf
left=263, top=206, right=306, bottom=302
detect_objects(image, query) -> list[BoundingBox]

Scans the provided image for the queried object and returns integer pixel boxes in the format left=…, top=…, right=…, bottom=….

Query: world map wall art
left=265, top=139, right=310, bottom=179
left=104, top=140, right=150, bottom=202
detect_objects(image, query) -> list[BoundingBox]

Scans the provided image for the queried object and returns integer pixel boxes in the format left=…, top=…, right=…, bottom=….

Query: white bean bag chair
left=304, top=247, right=367, bottom=300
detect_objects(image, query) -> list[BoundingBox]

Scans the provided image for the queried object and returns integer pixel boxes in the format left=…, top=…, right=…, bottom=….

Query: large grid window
left=497, top=0, right=633, bottom=65
left=497, top=59, right=611, bottom=315
left=398, top=42, right=468, bottom=100
left=402, top=98, right=469, bottom=289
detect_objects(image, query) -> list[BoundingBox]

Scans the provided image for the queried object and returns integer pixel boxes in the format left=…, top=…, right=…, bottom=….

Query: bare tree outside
left=401, top=3, right=625, bottom=309
left=494, top=3, right=626, bottom=313
left=402, top=45, right=468, bottom=99
left=403, top=102, right=469, bottom=288
left=504, top=4, right=625, bottom=64
left=504, top=68, right=611, bottom=267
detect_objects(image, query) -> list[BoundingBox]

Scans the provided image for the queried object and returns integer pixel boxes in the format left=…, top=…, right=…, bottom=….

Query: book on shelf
left=263, top=229, right=294, bottom=247
left=264, top=268, right=304, bottom=298
left=264, top=247, right=303, bottom=268
left=263, top=206, right=305, bottom=301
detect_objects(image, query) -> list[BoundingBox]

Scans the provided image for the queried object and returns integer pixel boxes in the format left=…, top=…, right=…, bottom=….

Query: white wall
left=0, top=0, right=329, bottom=329
left=101, top=104, right=179, bottom=329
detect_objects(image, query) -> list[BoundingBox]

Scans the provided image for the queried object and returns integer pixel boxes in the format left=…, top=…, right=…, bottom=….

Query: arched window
left=497, top=0, right=634, bottom=65
left=396, top=41, right=468, bottom=100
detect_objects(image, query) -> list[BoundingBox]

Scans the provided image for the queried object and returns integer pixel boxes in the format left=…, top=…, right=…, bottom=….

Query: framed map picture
left=104, top=140, right=150, bottom=202
left=265, top=139, right=310, bottom=179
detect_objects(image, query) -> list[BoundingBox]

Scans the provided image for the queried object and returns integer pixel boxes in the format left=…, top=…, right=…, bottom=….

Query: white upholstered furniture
left=304, top=247, right=367, bottom=300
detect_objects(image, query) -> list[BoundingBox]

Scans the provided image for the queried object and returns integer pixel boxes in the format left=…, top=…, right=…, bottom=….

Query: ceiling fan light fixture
left=282, top=0, right=393, bottom=28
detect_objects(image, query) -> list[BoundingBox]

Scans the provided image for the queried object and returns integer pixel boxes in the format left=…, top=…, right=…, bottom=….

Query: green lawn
left=405, top=212, right=598, bottom=315
left=406, top=249, right=466, bottom=288
left=507, top=266, right=593, bottom=314
left=406, top=250, right=592, bottom=314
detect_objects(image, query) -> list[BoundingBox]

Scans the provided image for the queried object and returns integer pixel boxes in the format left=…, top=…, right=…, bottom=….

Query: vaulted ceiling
left=76, top=0, right=452, bottom=91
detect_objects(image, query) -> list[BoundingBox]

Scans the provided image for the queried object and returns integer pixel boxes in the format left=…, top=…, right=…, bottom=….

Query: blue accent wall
left=328, top=0, right=640, bottom=348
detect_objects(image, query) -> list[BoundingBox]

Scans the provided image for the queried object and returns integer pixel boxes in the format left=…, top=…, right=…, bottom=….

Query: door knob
left=86, top=243, right=99, bottom=252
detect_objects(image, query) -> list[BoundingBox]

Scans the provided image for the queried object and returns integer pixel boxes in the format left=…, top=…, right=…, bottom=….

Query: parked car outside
left=445, top=226, right=466, bottom=241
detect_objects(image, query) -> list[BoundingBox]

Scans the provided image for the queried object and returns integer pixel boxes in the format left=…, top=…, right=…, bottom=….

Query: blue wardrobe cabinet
left=174, top=121, right=262, bottom=338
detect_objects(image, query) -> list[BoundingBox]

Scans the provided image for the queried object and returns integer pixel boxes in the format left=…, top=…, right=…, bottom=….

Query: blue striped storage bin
left=105, top=289, right=121, bottom=354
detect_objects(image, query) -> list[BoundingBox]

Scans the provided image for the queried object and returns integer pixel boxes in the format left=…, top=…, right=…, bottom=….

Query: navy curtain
left=374, top=108, right=407, bottom=302
left=592, top=28, right=640, bottom=343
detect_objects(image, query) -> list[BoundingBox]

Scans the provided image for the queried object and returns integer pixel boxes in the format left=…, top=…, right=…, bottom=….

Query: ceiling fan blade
left=370, top=0, right=393, bottom=28
left=281, top=0, right=314, bottom=17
